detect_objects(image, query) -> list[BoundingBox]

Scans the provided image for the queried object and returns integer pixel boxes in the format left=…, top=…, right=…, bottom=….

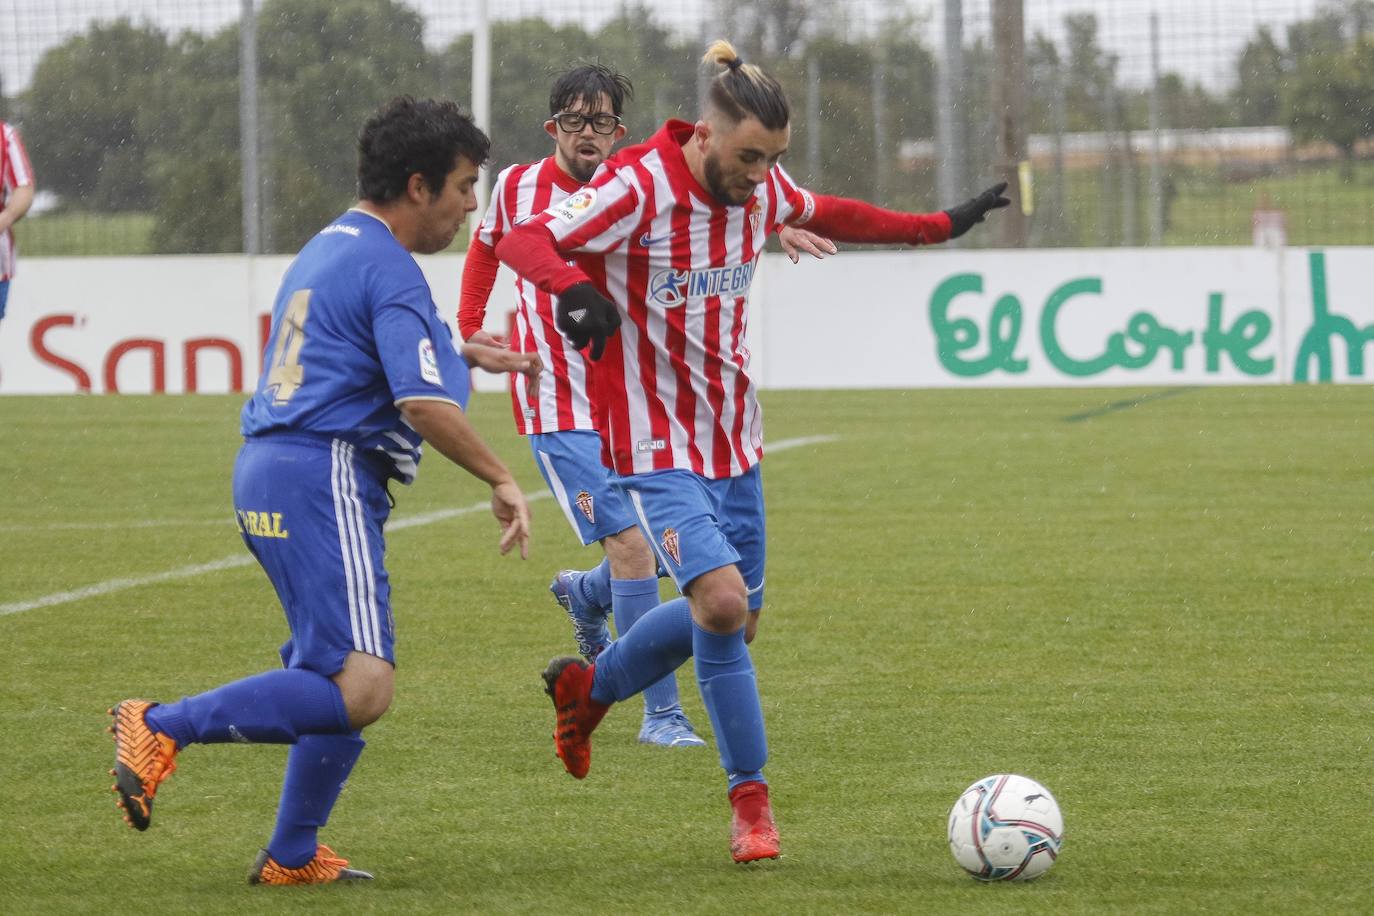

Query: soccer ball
left=947, top=774, right=1064, bottom=881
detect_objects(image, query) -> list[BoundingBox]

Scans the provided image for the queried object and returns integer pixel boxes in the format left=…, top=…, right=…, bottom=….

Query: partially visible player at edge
left=459, top=64, right=834, bottom=749
left=106, top=96, right=535, bottom=885
left=496, top=41, right=1009, bottom=863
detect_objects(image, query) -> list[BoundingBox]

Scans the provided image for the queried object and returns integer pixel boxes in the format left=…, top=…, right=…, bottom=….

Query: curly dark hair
left=548, top=63, right=634, bottom=117
left=357, top=96, right=490, bottom=203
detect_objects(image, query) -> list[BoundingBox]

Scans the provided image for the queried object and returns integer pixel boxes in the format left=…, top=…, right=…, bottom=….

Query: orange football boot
left=249, top=844, right=373, bottom=885
left=107, top=700, right=179, bottom=831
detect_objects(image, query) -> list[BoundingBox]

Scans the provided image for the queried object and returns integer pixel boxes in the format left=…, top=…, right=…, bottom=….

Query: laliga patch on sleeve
left=418, top=338, right=443, bottom=385
left=547, top=187, right=597, bottom=224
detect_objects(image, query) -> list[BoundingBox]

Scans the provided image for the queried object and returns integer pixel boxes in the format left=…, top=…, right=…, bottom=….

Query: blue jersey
left=241, top=209, right=470, bottom=483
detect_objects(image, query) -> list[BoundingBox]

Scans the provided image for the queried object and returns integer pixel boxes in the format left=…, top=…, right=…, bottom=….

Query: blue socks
left=267, top=732, right=366, bottom=868
left=577, top=558, right=614, bottom=610
left=145, top=668, right=351, bottom=747
left=610, top=577, right=684, bottom=715
left=591, top=597, right=693, bottom=705
left=694, top=622, right=767, bottom=791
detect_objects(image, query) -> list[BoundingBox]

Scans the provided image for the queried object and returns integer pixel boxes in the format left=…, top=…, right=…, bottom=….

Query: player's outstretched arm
left=794, top=182, right=1009, bottom=247
left=398, top=398, right=531, bottom=558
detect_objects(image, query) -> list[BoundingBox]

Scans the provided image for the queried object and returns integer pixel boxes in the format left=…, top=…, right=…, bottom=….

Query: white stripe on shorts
left=537, top=449, right=585, bottom=539
left=627, top=488, right=682, bottom=590
left=332, top=440, right=378, bottom=654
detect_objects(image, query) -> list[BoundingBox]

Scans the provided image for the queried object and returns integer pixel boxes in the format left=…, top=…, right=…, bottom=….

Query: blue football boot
left=638, top=706, right=707, bottom=748
left=549, top=569, right=612, bottom=661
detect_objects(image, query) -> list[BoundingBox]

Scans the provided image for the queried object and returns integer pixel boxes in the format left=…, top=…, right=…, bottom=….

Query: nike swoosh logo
left=639, top=232, right=671, bottom=246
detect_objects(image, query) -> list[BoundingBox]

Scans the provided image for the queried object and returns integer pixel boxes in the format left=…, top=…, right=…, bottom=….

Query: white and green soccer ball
left=947, top=774, right=1064, bottom=881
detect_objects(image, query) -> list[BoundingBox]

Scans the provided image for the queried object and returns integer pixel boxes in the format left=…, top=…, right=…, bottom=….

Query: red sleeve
left=494, top=222, right=591, bottom=296
left=800, top=194, right=952, bottom=246
left=457, top=238, right=501, bottom=339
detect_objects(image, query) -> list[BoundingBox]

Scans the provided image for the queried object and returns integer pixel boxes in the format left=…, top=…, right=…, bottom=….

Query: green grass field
left=17, top=211, right=157, bottom=256
left=1, top=387, right=1368, bottom=913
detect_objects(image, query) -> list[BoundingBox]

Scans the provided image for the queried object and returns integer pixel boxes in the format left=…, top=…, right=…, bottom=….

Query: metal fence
left=1, top=0, right=1367, bottom=255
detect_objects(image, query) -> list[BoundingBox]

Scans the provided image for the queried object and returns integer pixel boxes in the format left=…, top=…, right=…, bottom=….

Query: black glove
left=944, top=182, right=1011, bottom=239
left=556, top=282, right=622, bottom=361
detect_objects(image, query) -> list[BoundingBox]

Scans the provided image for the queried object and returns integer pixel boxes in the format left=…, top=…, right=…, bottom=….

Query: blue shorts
left=0, top=279, right=9, bottom=321
left=529, top=430, right=637, bottom=545
left=233, top=434, right=396, bottom=676
left=612, top=465, right=766, bottom=611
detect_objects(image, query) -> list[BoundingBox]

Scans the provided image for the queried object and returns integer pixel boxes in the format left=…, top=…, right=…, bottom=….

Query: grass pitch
left=0, top=386, right=1368, bottom=914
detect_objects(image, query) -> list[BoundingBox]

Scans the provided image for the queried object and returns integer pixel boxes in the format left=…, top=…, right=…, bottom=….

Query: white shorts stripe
left=330, top=441, right=368, bottom=654
left=627, top=488, right=681, bottom=590
left=537, top=449, right=584, bottom=538
left=346, top=453, right=383, bottom=652
left=338, top=443, right=380, bottom=654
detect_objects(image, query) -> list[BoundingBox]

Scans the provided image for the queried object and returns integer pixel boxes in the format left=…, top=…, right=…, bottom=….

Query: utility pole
left=471, top=0, right=491, bottom=235
left=936, top=0, right=966, bottom=205
left=1148, top=12, right=1165, bottom=246
left=239, top=0, right=260, bottom=254
left=991, top=0, right=1027, bottom=246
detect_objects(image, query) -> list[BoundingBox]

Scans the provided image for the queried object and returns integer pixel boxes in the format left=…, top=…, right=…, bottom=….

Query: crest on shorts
left=661, top=527, right=682, bottom=566
left=575, top=490, right=595, bottom=523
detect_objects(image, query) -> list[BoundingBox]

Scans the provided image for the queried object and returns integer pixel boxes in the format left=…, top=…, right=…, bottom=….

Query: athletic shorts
left=529, top=430, right=637, bottom=545
left=0, top=279, right=9, bottom=321
left=612, top=465, right=766, bottom=611
left=233, top=434, right=395, bottom=676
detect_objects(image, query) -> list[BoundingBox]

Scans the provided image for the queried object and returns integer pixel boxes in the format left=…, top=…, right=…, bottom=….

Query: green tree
left=146, top=29, right=243, bottom=253
left=1285, top=41, right=1374, bottom=171
left=256, top=0, right=437, bottom=251
left=1062, top=13, right=1118, bottom=133
left=23, top=19, right=171, bottom=211
left=1234, top=27, right=1287, bottom=125
left=721, top=0, right=815, bottom=59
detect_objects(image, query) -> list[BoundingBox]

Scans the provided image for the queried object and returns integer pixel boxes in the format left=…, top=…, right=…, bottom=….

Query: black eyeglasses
left=551, top=111, right=621, bottom=135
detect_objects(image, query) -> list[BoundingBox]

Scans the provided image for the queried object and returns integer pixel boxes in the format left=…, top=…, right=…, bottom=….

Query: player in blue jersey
left=106, top=96, right=535, bottom=885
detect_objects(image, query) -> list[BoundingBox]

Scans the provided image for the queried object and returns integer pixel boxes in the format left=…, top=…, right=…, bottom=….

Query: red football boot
left=729, top=781, right=780, bottom=863
left=542, top=656, right=610, bottom=779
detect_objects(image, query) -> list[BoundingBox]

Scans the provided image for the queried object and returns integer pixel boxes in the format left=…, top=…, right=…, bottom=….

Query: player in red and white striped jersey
left=503, top=40, right=1007, bottom=862
left=461, top=66, right=834, bottom=752
left=0, top=119, right=36, bottom=324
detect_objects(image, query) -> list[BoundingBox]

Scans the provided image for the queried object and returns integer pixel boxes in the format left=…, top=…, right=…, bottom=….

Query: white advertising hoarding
left=1, top=248, right=1371, bottom=394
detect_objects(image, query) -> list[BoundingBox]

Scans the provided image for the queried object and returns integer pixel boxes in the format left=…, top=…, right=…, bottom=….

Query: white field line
left=0, top=519, right=235, bottom=532
left=0, top=435, right=837, bottom=618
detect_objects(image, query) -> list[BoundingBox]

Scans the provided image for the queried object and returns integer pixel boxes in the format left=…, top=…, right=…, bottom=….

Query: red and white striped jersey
left=530, top=120, right=814, bottom=479
left=474, top=157, right=594, bottom=435
left=0, top=121, right=34, bottom=282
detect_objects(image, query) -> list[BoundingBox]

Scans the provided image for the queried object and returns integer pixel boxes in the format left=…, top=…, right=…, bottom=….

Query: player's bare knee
left=689, top=583, right=748, bottom=633
left=333, top=652, right=395, bottom=729
left=603, top=526, right=657, bottom=579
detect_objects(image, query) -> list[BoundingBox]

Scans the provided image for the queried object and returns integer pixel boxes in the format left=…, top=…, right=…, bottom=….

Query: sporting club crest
left=575, top=490, right=595, bottom=523
left=661, top=527, right=682, bottom=566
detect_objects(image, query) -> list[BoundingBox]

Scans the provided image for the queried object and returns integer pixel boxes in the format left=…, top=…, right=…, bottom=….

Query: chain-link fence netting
left=1, top=0, right=1366, bottom=254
